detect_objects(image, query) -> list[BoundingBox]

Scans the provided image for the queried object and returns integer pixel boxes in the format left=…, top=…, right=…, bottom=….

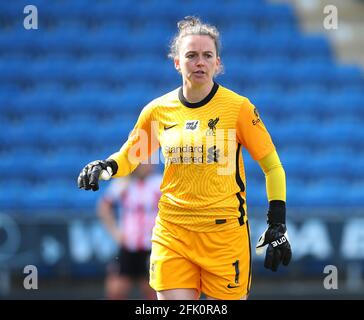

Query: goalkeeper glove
left=256, top=200, right=292, bottom=272
left=77, top=159, right=118, bottom=191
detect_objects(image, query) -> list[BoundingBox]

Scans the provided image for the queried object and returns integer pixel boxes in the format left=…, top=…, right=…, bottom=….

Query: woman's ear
left=174, top=57, right=181, bottom=73
left=215, top=56, right=221, bottom=74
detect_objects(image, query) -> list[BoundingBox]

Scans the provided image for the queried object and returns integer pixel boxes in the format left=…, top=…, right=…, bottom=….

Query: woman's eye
left=186, top=53, right=212, bottom=59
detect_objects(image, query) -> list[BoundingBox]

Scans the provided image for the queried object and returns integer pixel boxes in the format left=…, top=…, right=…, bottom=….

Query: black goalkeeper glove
left=256, top=200, right=292, bottom=272
left=77, top=159, right=118, bottom=191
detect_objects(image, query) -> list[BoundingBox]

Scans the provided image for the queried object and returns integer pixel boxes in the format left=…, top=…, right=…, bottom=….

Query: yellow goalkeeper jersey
left=109, top=83, right=275, bottom=232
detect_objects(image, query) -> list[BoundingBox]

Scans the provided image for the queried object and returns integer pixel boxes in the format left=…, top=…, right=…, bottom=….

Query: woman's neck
left=182, top=81, right=214, bottom=103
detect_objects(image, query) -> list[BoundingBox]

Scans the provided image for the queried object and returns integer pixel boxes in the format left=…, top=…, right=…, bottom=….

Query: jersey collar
left=178, top=82, right=219, bottom=108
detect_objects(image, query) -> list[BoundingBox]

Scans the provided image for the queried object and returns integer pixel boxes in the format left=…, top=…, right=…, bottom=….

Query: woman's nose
left=196, top=56, right=205, bottom=66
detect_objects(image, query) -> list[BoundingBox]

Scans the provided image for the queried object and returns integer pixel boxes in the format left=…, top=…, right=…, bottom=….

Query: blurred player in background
left=97, top=164, right=161, bottom=300
left=78, top=16, right=292, bottom=300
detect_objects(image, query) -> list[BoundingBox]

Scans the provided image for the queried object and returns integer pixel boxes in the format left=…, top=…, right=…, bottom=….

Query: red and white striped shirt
left=102, top=174, right=161, bottom=251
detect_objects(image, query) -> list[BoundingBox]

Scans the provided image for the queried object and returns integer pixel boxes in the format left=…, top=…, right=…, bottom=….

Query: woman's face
left=174, top=35, right=220, bottom=87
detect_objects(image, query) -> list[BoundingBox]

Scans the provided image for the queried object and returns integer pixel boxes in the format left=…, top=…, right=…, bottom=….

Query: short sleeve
left=236, top=98, right=275, bottom=161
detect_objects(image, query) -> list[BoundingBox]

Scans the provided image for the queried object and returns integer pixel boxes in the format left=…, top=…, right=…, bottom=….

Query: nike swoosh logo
left=227, top=284, right=239, bottom=288
left=164, top=124, right=178, bottom=131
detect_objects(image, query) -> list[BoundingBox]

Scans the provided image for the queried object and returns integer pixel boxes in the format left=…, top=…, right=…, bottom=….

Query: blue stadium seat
left=82, top=1, right=136, bottom=21
left=329, top=65, right=364, bottom=87
left=21, top=184, right=70, bottom=210
left=319, top=121, right=360, bottom=147
left=243, top=151, right=262, bottom=181
left=0, top=150, right=40, bottom=181
left=35, top=0, right=104, bottom=20
left=81, top=29, right=130, bottom=53
left=279, top=148, right=312, bottom=179
left=287, top=62, right=333, bottom=86
left=252, top=60, right=291, bottom=86
left=263, top=4, right=296, bottom=25
left=57, top=90, right=111, bottom=115
left=257, top=32, right=300, bottom=57
left=296, top=35, right=331, bottom=58
left=0, top=0, right=362, bottom=212
left=310, top=151, right=353, bottom=178
left=274, top=119, right=321, bottom=147
left=346, top=183, right=364, bottom=206
left=10, top=90, right=62, bottom=117
left=67, top=187, right=100, bottom=209
left=326, top=90, right=364, bottom=117
left=245, top=178, right=266, bottom=207
left=0, top=2, right=31, bottom=19
left=299, top=180, right=343, bottom=207
left=73, top=58, right=121, bottom=82
left=0, top=59, right=28, bottom=82
left=0, top=121, right=45, bottom=149
left=280, top=89, right=327, bottom=118
left=0, top=185, right=25, bottom=209
left=27, top=57, right=77, bottom=82
left=286, top=179, right=307, bottom=207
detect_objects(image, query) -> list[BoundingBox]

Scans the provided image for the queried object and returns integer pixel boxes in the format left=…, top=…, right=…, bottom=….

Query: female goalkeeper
left=78, top=16, right=291, bottom=300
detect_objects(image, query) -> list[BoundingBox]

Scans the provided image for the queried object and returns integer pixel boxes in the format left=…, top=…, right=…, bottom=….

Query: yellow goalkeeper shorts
left=149, top=217, right=252, bottom=300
